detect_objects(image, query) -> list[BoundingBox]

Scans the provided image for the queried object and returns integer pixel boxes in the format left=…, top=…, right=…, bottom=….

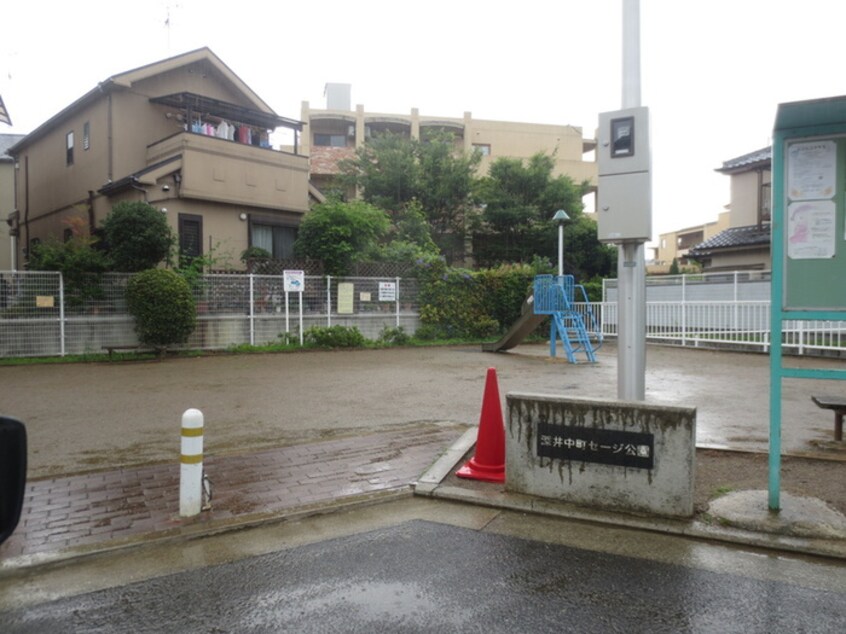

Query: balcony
left=310, top=146, right=356, bottom=176
left=146, top=132, right=309, bottom=213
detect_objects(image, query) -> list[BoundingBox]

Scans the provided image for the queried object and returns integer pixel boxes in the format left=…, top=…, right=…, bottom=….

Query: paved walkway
left=0, top=425, right=464, bottom=567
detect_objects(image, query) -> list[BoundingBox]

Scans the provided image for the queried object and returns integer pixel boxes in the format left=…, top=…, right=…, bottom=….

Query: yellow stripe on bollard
left=180, top=408, right=204, bottom=517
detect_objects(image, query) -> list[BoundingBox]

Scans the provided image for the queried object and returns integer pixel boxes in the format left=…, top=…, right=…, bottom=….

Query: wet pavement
left=1, top=343, right=845, bottom=595
left=3, top=343, right=845, bottom=481
left=2, top=501, right=845, bottom=633
left=0, top=424, right=464, bottom=567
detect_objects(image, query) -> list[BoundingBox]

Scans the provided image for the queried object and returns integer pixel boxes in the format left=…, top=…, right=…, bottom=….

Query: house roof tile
left=715, top=147, right=772, bottom=173
left=688, top=224, right=771, bottom=258
left=0, top=133, right=25, bottom=160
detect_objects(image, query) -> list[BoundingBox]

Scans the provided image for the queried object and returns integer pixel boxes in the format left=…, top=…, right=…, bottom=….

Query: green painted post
left=769, top=132, right=786, bottom=512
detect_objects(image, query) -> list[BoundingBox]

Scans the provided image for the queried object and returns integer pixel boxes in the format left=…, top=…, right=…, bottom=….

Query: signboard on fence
left=337, top=283, right=354, bottom=314
left=283, top=270, right=305, bottom=293
left=378, top=282, right=396, bottom=302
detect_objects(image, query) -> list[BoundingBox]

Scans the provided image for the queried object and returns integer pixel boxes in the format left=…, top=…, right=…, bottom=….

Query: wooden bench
left=102, top=345, right=147, bottom=358
left=811, top=395, right=846, bottom=441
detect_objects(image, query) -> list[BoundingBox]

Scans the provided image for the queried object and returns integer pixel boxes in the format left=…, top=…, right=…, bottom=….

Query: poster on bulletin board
left=782, top=136, right=846, bottom=310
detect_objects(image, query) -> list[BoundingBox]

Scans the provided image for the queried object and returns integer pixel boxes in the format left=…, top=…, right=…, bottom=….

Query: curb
left=413, top=438, right=846, bottom=561
left=0, top=488, right=412, bottom=577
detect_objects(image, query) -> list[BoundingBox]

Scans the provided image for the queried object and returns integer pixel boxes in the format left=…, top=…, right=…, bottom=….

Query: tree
left=339, top=132, right=420, bottom=210
left=338, top=131, right=480, bottom=262
left=126, top=268, right=196, bottom=355
left=293, top=199, right=390, bottom=276
left=669, top=258, right=680, bottom=275
left=561, top=215, right=617, bottom=281
left=102, top=201, right=175, bottom=272
left=473, top=152, right=614, bottom=278
left=27, top=215, right=110, bottom=308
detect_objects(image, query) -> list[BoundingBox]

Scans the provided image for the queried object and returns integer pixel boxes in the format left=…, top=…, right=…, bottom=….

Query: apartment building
left=300, top=83, right=597, bottom=196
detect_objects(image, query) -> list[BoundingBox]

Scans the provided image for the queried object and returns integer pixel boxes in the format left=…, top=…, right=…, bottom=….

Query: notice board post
left=770, top=96, right=846, bottom=510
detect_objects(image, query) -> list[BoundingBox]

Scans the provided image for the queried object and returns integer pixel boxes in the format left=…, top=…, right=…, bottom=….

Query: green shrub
left=126, top=269, right=196, bottom=353
left=103, top=202, right=175, bottom=272
left=416, top=258, right=497, bottom=339
left=411, top=324, right=441, bottom=341
left=377, top=326, right=410, bottom=346
left=28, top=236, right=110, bottom=308
left=476, top=263, right=536, bottom=332
left=303, top=325, right=366, bottom=348
left=293, top=199, right=390, bottom=276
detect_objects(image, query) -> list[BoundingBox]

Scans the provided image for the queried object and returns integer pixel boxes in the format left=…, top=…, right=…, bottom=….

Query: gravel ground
left=1, top=343, right=844, bottom=518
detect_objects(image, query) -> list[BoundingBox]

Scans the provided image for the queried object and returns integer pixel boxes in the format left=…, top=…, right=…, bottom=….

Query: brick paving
left=0, top=425, right=465, bottom=563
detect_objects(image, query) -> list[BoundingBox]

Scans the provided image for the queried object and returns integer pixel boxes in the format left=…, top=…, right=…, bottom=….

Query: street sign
left=283, top=270, right=305, bottom=293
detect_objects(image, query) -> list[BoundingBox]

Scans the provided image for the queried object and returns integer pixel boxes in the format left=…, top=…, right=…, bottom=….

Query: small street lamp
left=553, top=209, right=570, bottom=276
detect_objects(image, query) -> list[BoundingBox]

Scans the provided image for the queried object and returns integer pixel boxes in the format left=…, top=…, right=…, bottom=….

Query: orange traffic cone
left=456, top=367, right=505, bottom=483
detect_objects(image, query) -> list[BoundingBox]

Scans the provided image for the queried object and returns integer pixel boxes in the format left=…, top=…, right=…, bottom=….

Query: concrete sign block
left=506, top=393, right=696, bottom=518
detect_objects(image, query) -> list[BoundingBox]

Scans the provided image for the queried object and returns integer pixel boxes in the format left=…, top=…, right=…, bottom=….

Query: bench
left=102, top=345, right=148, bottom=358
left=810, top=395, right=846, bottom=441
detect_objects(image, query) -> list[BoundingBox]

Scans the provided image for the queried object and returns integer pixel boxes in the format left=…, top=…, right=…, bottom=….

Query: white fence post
left=681, top=275, right=687, bottom=346
left=58, top=272, right=66, bottom=357
left=249, top=274, right=255, bottom=346
left=395, top=276, right=401, bottom=328
left=179, top=408, right=204, bottom=518
left=798, top=320, right=805, bottom=355
left=327, top=275, right=332, bottom=327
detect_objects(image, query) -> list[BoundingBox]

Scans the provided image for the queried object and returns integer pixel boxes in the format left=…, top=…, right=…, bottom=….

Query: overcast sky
left=3, top=0, right=845, bottom=246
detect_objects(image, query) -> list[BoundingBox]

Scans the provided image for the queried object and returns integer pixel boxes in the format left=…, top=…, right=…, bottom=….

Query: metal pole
left=617, top=242, right=646, bottom=400
left=249, top=274, right=255, bottom=346
left=327, top=276, right=332, bottom=327
left=285, top=290, right=290, bottom=335
left=558, top=224, right=564, bottom=277
left=622, top=0, right=641, bottom=109
left=617, top=0, right=646, bottom=400
left=58, top=272, right=65, bottom=357
left=179, top=408, right=204, bottom=517
left=553, top=209, right=569, bottom=277
left=395, top=277, right=401, bottom=328
left=299, top=291, right=304, bottom=346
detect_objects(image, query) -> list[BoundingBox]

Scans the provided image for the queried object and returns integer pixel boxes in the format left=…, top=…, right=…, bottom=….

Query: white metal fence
left=603, top=270, right=772, bottom=303
left=0, top=271, right=419, bottom=358
left=592, top=268, right=846, bottom=355
left=3, top=269, right=845, bottom=359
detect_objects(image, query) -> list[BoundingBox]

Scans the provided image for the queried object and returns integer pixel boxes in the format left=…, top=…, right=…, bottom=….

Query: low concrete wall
left=505, top=393, right=696, bottom=518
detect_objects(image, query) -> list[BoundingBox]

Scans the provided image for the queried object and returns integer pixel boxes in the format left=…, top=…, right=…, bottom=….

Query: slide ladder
left=533, top=275, right=602, bottom=364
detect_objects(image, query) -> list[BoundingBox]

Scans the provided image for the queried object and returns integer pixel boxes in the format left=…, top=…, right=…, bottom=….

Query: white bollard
left=179, top=408, right=204, bottom=517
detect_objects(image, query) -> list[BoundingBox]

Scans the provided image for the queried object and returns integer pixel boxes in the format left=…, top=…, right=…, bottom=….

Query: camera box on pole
left=597, top=106, right=652, bottom=242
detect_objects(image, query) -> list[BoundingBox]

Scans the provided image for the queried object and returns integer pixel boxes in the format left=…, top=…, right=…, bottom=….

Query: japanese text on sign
left=378, top=282, right=396, bottom=302
left=283, top=270, right=305, bottom=293
left=536, top=423, right=654, bottom=469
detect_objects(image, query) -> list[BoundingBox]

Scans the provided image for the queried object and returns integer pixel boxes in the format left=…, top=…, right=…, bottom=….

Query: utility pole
left=618, top=0, right=647, bottom=401
left=597, top=0, right=650, bottom=401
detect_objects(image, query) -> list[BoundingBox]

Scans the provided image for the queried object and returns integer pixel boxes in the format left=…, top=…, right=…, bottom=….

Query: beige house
left=300, top=83, right=597, bottom=196
left=7, top=48, right=310, bottom=268
left=653, top=212, right=730, bottom=272
left=1, top=134, right=25, bottom=269
left=687, top=147, right=772, bottom=271
left=655, top=147, right=772, bottom=273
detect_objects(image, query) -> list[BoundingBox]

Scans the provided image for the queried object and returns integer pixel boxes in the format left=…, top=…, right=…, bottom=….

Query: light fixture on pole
left=553, top=209, right=570, bottom=277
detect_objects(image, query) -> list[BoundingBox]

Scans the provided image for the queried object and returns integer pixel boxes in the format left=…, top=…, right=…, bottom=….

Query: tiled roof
left=688, top=224, right=771, bottom=258
left=715, top=147, right=772, bottom=173
left=0, top=133, right=25, bottom=160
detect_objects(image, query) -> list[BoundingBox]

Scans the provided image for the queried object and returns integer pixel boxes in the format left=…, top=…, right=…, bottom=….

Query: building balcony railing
left=146, top=132, right=309, bottom=212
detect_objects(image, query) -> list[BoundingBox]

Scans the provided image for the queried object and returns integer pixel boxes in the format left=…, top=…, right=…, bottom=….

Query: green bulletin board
left=771, top=95, right=846, bottom=511
left=783, top=136, right=846, bottom=310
